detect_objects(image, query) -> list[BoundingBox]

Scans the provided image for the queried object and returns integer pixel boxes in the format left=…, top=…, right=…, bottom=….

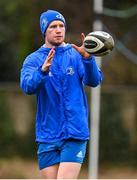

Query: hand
left=72, top=33, right=91, bottom=59
left=41, top=48, right=55, bottom=72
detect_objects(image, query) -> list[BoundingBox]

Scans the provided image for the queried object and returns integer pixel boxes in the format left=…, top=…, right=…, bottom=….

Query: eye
left=49, top=25, right=57, bottom=29
left=59, top=24, right=65, bottom=28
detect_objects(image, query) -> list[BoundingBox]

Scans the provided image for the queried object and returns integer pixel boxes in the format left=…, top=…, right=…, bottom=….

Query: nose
left=56, top=25, right=62, bottom=32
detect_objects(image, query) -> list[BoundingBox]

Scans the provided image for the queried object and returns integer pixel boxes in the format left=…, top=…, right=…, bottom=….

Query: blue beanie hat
left=40, top=10, right=66, bottom=37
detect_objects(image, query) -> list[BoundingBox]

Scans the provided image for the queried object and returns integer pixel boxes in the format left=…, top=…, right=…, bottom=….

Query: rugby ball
left=83, top=31, right=114, bottom=56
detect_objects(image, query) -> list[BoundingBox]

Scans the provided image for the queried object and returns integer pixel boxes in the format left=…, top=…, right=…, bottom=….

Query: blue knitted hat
left=40, top=10, right=66, bottom=37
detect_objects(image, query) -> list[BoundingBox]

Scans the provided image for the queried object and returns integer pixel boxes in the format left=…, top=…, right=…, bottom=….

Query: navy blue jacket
left=20, top=44, right=103, bottom=142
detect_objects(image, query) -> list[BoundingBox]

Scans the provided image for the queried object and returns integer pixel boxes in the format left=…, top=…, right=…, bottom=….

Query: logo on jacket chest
left=66, top=66, right=75, bottom=75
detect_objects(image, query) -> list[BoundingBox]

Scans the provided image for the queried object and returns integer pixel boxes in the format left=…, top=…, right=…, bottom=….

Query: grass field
left=0, top=158, right=137, bottom=179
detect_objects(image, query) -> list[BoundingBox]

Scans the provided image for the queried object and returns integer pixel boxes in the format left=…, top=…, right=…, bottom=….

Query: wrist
left=41, top=66, right=48, bottom=72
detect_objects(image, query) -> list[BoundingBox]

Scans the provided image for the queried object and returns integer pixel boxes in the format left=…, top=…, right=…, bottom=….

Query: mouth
left=55, top=36, right=62, bottom=39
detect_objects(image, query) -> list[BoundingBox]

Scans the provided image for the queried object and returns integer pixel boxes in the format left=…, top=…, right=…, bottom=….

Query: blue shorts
left=37, top=138, right=87, bottom=170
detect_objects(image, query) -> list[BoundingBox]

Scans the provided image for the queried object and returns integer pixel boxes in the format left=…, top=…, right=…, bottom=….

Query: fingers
left=48, top=48, right=55, bottom=58
left=71, top=44, right=79, bottom=52
left=81, top=33, right=85, bottom=43
left=72, top=33, right=91, bottom=58
left=72, top=43, right=85, bottom=57
left=47, top=48, right=55, bottom=63
left=72, top=33, right=85, bottom=51
left=41, top=48, right=55, bottom=72
left=72, top=34, right=91, bottom=58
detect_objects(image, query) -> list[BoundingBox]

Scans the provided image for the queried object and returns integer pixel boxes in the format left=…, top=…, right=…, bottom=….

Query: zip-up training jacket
left=20, top=44, right=103, bottom=142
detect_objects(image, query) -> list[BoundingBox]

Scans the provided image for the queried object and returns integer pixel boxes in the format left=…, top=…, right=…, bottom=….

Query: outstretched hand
left=72, top=33, right=91, bottom=59
left=41, top=48, right=55, bottom=72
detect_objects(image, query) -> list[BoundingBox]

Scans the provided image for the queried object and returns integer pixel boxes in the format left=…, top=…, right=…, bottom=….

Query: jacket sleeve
left=20, top=55, right=48, bottom=95
left=79, top=56, right=103, bottom=87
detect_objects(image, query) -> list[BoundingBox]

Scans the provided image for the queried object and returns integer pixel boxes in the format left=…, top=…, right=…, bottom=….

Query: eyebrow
left=49, top=23, right=65, bottom=28
left=49, top=21, right=64, bottom=25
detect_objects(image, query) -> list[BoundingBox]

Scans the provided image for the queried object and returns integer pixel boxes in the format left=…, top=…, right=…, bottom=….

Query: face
left=45, top=20, right=65, bottom=47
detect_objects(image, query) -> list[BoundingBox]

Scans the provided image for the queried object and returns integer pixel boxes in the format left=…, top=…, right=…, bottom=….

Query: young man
left=20, top=10, right=103, bottom=179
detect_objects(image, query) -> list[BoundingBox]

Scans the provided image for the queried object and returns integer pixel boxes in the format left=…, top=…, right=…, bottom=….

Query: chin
left=53, top=42, right=63, bottom=46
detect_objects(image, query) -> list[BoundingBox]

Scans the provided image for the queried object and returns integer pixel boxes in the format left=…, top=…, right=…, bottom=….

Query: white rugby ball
left=83, top=31, right=114, bottom=56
